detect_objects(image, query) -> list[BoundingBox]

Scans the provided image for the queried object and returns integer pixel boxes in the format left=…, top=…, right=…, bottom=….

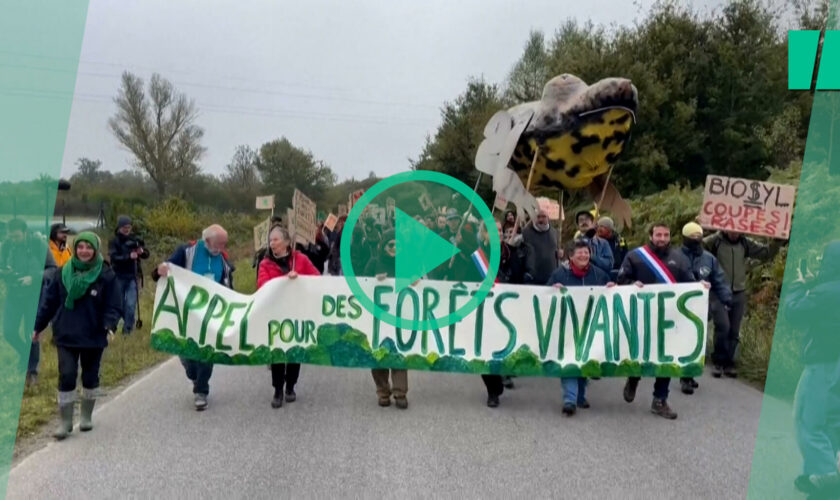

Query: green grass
left=15, top=254, right=256, bottom=442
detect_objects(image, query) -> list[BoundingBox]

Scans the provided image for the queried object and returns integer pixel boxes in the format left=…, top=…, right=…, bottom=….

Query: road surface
left=8, top=358, right=779, bottom=499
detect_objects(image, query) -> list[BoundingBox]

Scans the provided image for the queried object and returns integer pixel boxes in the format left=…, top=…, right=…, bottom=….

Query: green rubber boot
left=54, top=403, right=74, bottom=440
left=80, top=398, right=95, bottom=432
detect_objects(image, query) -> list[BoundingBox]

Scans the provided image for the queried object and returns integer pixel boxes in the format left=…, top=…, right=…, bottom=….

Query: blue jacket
left=547, top=262, right=611, bottom=287
left=151, top=241, right=235, bottom=289
left=680, top=244, right=733, bottom=306
left=577, top=234, right=614, bottom=276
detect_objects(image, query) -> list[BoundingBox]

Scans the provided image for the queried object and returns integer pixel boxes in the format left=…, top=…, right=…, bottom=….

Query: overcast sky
left=59, top=0, right=730, bottom=182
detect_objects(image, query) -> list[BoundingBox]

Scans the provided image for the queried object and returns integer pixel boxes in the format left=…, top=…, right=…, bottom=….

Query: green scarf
left=61, top=232, right=104, bottom=310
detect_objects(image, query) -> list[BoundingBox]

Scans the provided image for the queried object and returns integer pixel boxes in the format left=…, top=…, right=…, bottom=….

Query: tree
left=223, top=145, right=261, bottom=191
left=108, top=71, right=205, bottom=197
left=255, top=138, right=336, bottom=208
left=504, top=30, right=549, bottom=103
left=75, top=158, right=104, bottom=184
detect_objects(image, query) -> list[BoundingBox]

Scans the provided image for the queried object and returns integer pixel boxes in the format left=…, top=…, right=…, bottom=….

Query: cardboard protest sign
left=293, top=189, right=317, bottom=244
left=255, top=195, right=275, bottom=210
left=338, top=204, right=348, bottom=217
left=418, top=192, right=433, bottom=212
left=151, top=265, right=708, bottom=378
left=253, top=217, right=272, bottom=251
left=699, top=175, right=796, bottom=239
left=494, top=193, right=508, bottom=211
left=324, top=213, right=339, bottom=232
left=349, top=189, right=365, bottom=209
left=536, top=197, right=561, bottom=220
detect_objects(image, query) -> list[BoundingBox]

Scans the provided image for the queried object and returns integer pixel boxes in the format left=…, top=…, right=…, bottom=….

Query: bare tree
left=108, top=71, right=205, bottom=196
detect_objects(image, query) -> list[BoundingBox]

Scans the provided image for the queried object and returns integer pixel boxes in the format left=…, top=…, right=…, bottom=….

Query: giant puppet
left=475, top=73, right=638, bottom=228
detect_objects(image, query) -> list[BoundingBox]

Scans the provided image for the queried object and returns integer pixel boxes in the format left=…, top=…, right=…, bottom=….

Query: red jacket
left=257, top=250, right=320, bottom=289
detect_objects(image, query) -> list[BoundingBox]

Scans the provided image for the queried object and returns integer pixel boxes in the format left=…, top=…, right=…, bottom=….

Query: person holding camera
left=108, top=216, right=149, bottom=336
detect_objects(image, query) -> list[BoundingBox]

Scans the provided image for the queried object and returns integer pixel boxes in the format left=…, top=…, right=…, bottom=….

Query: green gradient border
left=747, top=6, right=840, bottom=498
left=0, top=1, right=90, bottom=496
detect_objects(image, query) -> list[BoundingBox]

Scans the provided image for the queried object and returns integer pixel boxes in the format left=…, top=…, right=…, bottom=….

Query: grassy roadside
left=14, top=252, right=256, bottom=443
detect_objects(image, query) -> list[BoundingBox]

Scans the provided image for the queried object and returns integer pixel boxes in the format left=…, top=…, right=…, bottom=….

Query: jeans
left=180, top=357, right=213, bottom=395
left=56, top=346, right=104, bottom=392
left=117, top=277, right=138, bottom=334
left=794, top=362, right=840, bottom=475
left=628, top=377, right=671, bottom=400
left=711, top=291, right=747, bottom=368
left=562, top=377, right=588, bottom=405
left=271, top=363, right=301, bottom=391
left=3, top=295, right=36, bottom=373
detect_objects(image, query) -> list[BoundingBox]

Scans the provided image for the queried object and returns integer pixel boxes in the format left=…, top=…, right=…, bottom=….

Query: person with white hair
left=152, top=224, right=234, bottom=411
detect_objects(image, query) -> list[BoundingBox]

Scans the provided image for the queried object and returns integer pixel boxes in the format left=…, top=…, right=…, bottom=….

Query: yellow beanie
left=682, top=222, right=703, bottom=238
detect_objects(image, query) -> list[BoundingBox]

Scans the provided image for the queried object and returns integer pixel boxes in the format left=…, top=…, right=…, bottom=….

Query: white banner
left=151, top=265, right=709, bottom=377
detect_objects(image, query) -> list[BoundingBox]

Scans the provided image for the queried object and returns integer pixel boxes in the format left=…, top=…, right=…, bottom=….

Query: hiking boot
left=285, top=388, right=296, bottom=403
left=502, top=376, right=515, bottom=389
left=681, top=379, right=695, bottom=395
left=487, top=395, right=500, bottom=408
left=79, top=398, right=96, bottom=432
left=724, top=366, right=738, bottom=378
left=194, top=393, right=208, bottom=411
left=623, top=379, right=638, bottom=403
left=562, top=403, right=576, bottom=416
left=651, top=398, right=678, bottom=419
left=378, top=396, right=391, bottom=407
left=578, top=399, right=590, bottom=409
left=271, top=390, right=284, bottom=409
left=394, top=397, right=408, bottom=409
left=54, top=403, right=74, bottom=440
left=712, top=365, right=723, bottom=378
left=689, top=378, right=699, bottom=388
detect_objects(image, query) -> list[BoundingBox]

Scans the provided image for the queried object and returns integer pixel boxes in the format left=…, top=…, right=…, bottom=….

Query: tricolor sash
left=636, top=246, right=677, bottom=284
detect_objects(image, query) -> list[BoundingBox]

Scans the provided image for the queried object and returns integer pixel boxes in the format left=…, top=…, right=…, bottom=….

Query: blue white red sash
left=636, top=246, right=677, bottom=284
left=471, top=247, right=489, bottom=278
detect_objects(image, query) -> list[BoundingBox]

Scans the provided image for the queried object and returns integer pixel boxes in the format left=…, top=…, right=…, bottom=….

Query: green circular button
left=340, top=170, right=500, bottom=330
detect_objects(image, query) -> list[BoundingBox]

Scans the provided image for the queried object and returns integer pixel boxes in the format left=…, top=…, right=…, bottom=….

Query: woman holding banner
left=547, top=239, right=616, bottom=416
left=258, top=224, right=321, bottom=409
left=32, top=232, right=121, bottom=439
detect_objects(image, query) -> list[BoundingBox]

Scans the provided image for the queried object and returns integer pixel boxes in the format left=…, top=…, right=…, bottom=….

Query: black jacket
left=34, top=264, right=122, bottom=348
left=108, top=231, right=150, bottom=279
left=616, top=243, right=695, bottom=285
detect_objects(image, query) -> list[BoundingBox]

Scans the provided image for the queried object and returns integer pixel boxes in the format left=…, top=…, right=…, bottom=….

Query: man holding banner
left=617, top=222, right=704, bottom=419
left=152, top=224, right=234, bottom=411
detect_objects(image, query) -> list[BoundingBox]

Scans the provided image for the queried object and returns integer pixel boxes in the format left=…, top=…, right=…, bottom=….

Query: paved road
left=8, top=358, right=774, bottom=499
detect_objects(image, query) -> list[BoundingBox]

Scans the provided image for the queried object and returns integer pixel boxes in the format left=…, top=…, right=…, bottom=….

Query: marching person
left=596, top=217, right=628, bottom=281
left=257, top=225, right=320, bottom=408
left=679, top=222, right=733, bottom=394
left=49, top=223, right=72, bottom=267
left=616, top=222, right=706, bottom=419
left=522, top=208, right=558, bottom=285
left=1, top=219, right=50, bottom=387
left=152, top=224, right=234, bottom=411
left=703, top=229, right=775, bottom=377
left=108, top=216, right=149, bottom=336
left=574, top=210, right=614, bottom=275
left=481, top=221, right=511, bottom=407
left=33, top=232, right=121, bottom=440
left=363, top=228, right=411, bottom=409
left=548, top=239, right=616, bottom=415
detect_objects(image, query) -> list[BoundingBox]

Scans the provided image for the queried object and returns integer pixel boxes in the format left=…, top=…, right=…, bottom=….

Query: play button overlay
left=394, top=207, right=460, bottom=293
left=340, top=170, right=500, bottom=330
